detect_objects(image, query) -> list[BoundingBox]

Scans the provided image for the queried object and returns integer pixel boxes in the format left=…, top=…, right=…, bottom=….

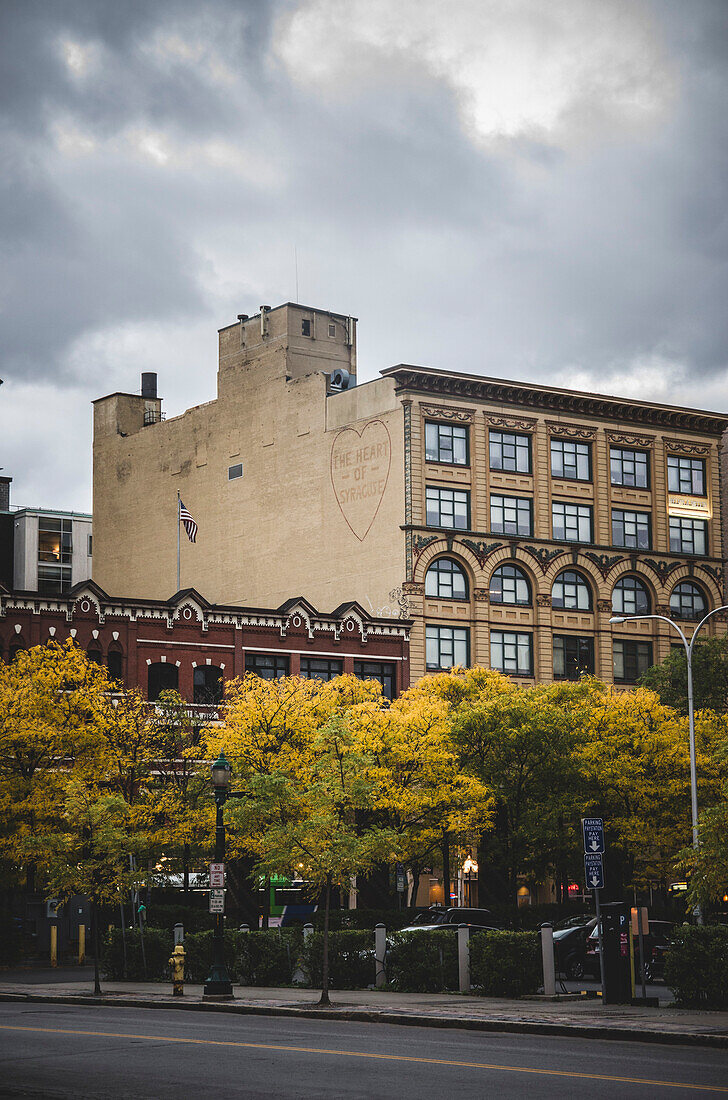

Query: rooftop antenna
left=294, top=244, right=299, bottom=303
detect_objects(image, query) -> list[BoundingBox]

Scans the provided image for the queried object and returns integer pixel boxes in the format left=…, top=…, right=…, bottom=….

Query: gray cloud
left=1, top=0, right=728, bottom=511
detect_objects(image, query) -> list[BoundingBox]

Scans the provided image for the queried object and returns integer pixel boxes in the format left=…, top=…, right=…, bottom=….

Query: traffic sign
left=209, top=862, right=225, bottom=888
left=209, top=888, right=225, bottom=914
left=582, top=817, right=605, bottom=854
left=584, top=852, right=604, bottom=891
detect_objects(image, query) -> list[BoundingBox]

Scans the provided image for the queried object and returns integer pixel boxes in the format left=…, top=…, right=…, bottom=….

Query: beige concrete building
left=93, top=302, right=728, bottom=686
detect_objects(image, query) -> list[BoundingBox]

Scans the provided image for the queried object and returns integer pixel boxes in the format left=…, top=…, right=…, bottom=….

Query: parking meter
left=600, top=901, right=630, bottom=1004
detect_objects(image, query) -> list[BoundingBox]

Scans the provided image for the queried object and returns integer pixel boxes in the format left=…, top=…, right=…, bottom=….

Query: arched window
left=612, top=576, right=650, bottom=616
left=489, top=563, right=531, bottom=606
left=194, top=665, right=224, bottom=705
left=552, top=570, right=592, bottom=611
left=670, top=581, right=707, bottom=621
left=86, top=646, right=103, bottom=665
left=9, top=642, right=25, bottom=663
left=148, top=661, right=178, bottom=701
left=425, top=557, right=468, bottom=600
left=107, top=647, right=123, bottom=682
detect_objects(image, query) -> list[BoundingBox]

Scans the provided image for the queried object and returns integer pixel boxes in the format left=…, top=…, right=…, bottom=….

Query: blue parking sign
left=582, top=817, right=605, bottom=854
left=584, top=852, right=604, bottom=891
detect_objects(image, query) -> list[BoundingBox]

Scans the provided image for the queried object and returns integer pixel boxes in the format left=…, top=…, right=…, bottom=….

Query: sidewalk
left=2, top=977, right=727, bottom=1048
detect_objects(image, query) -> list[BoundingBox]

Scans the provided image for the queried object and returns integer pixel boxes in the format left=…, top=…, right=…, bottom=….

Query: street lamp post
left=610, top=604, right=728, bottom=924
left=203, top=751, right=244, bottom=999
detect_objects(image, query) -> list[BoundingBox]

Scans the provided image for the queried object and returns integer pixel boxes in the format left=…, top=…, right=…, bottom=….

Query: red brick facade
left=0, top=583, right=411, bottom=701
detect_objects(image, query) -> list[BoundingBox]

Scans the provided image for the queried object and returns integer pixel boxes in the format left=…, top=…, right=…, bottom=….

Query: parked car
left=399, top=907, right=503, bottom=934
left=552, top=917, right=597, bottom=979
left=585, top=919, right=674, bottom=980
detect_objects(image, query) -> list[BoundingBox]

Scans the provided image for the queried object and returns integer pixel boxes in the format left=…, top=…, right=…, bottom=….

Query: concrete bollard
left=375, top=923, right=387, bottom=989
left=541, top=923, right=556, bottom=997
left=78, top=924, right=85, bottom=965
left=458, top=925, right=470, bottom=993
left=50, top=925, right=57, bottom=968
left=293, top=923, right=314, bottom=985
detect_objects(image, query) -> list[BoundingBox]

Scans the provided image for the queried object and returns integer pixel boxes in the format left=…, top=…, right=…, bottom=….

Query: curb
left=1, top=992, right=726, bottom=1050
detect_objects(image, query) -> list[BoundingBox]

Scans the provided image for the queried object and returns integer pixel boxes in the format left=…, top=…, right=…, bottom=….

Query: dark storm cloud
left=1, top=0, right=728, bottom=511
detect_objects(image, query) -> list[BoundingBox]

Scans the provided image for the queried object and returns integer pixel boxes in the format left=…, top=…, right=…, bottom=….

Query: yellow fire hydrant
left=169, top=944, right=185, bottom=996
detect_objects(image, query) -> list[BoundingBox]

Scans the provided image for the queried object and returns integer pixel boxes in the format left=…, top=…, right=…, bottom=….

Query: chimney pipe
left=141, top=372, right=158, bottom=399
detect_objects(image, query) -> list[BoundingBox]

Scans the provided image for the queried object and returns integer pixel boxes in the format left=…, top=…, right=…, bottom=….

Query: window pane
left=669, top=582, right=706, bottom=621
left=489, top=431, right=531, bottom=473
left=490, top=630, right=532, bottom=674
left=610, top=447, right=649, bottom=488
left=669, top=518, right=707, bottom=555
left=426, top=487, right=469, bottom=529
left=552, top=570, right=591, bottom=610
left=300, top=658, right=343, bottom=682
left=489, top=564, right=530, bottom=605
left=425, top=558, right=468, bottom=599
left=490, top=495, right=532, bottom=536
left=611, top=509, right=650, bottom=549
left=667, top=455, right=705, bottom=496
left=425, top=422, right=468, bottom=465
left=553, top=635, right=594, bottom=680
left=551, top=440, right=591, bottom=481
left=552, top=502, right=592, bottom=543
left=148, top=662, right=179, bottom=701
left=354, top=661, right=396, bottom=700
left=612, top=576, right=650, bottom=615
left=246, top=653, right=290, bottom=680
left=426, top=625, right=469, bottom=670
left=613, top=640, right=653, bottom=683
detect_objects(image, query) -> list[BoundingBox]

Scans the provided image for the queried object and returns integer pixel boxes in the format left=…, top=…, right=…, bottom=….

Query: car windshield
left=409, top=910, right=448, bottom=926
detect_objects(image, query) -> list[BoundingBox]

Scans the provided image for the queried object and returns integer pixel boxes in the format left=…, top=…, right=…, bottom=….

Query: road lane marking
left=0, top=1024, right=725, bottom=1093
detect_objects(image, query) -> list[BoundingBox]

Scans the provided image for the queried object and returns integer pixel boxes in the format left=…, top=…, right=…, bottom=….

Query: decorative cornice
left=643, top=558, right=684, bottom=584
left=522, top=546, right=567, bottom=573
left=584, top=552, right=624, bottom=578
left=461, top=539, right=504, bottom=567
left=663, top=438, right=711, bottom=456
left=386, top=367, right=728, bottom=436
left=545, top=420, right=596, bottom=441
left=412, top=534, right=440, bottom=560
left=401, top=581, right=424, bottom=596
left=484, top=413, right=538, bottom=433
left=698, top=563, right=723, bottom=586
left=421, top=403, right=474, bottom=423
left=606, top=431, right=654, bottom=448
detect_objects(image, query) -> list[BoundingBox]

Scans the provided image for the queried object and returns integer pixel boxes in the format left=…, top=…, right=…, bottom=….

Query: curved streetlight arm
left=688, top=605, right=728, bottom=658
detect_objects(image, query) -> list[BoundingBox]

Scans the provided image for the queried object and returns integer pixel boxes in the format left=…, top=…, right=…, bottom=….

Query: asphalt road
left=0, top=1002, right=725, bottom=1099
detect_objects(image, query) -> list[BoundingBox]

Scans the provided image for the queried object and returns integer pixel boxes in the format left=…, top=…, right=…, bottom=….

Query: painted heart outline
left=330, top=420, right=392, bottom=542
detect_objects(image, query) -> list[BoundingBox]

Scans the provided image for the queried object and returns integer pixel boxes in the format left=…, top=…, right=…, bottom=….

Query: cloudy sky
left=2, top=0, right=727, bottom=511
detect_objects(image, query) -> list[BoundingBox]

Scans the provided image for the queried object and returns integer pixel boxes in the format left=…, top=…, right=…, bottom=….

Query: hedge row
left=665, top=925, right=728, bottom=1009
left=101, top=926, right=540, bottom=996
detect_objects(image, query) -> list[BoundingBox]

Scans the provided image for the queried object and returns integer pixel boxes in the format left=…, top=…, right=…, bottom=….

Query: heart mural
left=330, top=419, right=392, bottom=541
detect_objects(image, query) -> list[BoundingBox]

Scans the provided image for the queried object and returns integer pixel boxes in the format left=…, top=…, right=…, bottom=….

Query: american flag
left=179, top=500, right=198, bottom=543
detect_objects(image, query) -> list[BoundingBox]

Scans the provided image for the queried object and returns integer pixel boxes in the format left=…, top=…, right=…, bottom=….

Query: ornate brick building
left=0, top=582, right=411, bottom=701
left=92, top=302, right=728, bottom=687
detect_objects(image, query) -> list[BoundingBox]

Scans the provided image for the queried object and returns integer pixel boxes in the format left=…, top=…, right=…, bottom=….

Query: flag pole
left=177, top=490, right=181, bottom=593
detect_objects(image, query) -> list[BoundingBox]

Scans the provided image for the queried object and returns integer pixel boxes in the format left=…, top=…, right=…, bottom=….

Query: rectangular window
left=37, top=564, right=72, bottom=594
left=550, top=439, right=591, bottom=481
left=490, top=494, right=532, bottom=537
left=353, top=660, right=396, bottom=700
left=87, top=534, right=93, bottom=556
left=425, top=421, right=469, bottom=465
left=612, top=509, right=651, bottom=549
left=228, top=463, right=243, bottom=480
left=245, top=653, right=290, bottom=680
left=490, top=630, right=533, bottom=676
left=489, top=430, right=531, bottom=474
left=552, top=501, right=593, bottom=543
left=300, top=657, right=343, bottom=681
left=426, top=486, right=469, bottom=529
left=669, top=517, right=707, bottom=556
left=613, top=639, right=653, bottom=683
left=328, top=323, right=336, bottom=338
left=610, top=446, right=649, bottom=488
left=426, top=625, right=469, bottom=670
left=553, top=635, right=594, bottom=680
left=668, top=455, right=705, bottom=496
left=301, top=319, right=312, bottom=337
left=38, top=517, right=72, bottom=564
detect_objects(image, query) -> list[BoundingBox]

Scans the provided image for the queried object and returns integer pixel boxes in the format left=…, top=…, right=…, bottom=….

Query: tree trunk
left=262, top=875, right=271, bottom=929
left=441, top=832, right=450, bottom=909
left=92, top=900, right=101, bottom=996
left=183, top=843, right=190, bottom=900
left=318, top=875, right=332, bottom=1007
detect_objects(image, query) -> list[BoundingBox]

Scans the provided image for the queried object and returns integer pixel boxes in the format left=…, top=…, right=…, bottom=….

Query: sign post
left=209, top=863, right=225, bottom=888
left=582, top=817, right=606, bottom=996
left=209, top=888, right=225, bottom=914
